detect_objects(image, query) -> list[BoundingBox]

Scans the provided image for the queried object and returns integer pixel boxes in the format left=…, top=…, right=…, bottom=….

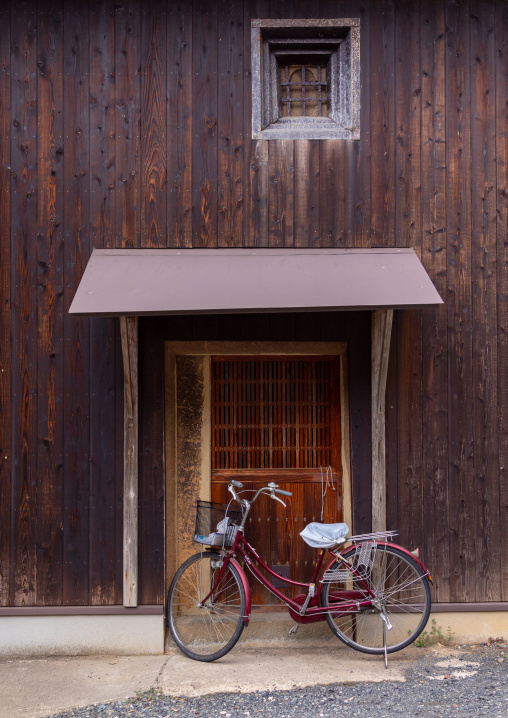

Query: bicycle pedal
left=289, top=624, right=300, bottom=636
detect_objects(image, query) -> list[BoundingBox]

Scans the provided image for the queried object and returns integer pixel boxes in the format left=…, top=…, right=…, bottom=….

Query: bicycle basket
left=193, top=500, right=242, bottom=547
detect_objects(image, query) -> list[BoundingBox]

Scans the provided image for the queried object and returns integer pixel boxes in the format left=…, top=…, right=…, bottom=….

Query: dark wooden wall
left=0, top=0, right=507, bottom=606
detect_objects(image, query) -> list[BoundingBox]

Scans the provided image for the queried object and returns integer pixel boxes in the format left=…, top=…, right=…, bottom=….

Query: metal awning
left=69, top=247, right=443, bottom=317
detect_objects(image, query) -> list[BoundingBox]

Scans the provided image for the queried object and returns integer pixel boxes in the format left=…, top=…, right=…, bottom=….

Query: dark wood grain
left=167, top=0, right=193, bottom=247
left=218, top=0, right=245, bottom=247
left=62, top=0, right=91, bottom=605
left=0, top=2, right=11, bottom=606
left=89, top=0, right=116, bottom=249
left=495, top=0, right=508, bottom=603
left=369, top=0, right=395, bottom=246
left=445, top=0, right=476, bottom=603
left=244, top=0, right=269, bottom=247
left=1, top=0, right=508, bottom=610
left=138, top=319, right=165, bottom=605
left=347, top=313, right=371, bottom=534
left=10, top=1, right=38, bottom=606
left=141, top=0, right=166, bottom=247
left=470, top=1, right=500, bottom=602
left=420, top=0, right=450, bottom=602
left=115, top=0, right=141, bottom=248
left=36, top=0, right=64, bottom=605
left=192, top=1, right=218, bottom=246
left=319, top=0, right=345, bottom=247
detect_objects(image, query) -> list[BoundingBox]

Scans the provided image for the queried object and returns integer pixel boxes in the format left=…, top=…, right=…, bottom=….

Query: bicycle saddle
left=300, top=522, right=350, bottom=548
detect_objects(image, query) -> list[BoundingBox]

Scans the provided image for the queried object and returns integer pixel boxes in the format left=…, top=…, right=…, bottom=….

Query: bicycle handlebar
left=275, top=488, right=292, bottom=497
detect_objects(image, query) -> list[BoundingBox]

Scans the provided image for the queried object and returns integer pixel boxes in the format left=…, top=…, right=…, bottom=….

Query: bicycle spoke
left=323, top=545, right=431, bottom=654
left=168, top=552, right=246, bottom=661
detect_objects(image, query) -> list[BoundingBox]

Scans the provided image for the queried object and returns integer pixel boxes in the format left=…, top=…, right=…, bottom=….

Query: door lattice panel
left=212, top=357, right=334, bottom=471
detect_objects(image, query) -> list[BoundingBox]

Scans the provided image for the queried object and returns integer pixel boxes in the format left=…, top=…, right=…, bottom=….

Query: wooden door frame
left=163, top=341, right=351, bottom=598
left=120, top=315, right=393, bottom=607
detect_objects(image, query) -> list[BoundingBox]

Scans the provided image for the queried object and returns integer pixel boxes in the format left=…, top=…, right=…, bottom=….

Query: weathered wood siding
left=0, top=0, right=507, bottom=605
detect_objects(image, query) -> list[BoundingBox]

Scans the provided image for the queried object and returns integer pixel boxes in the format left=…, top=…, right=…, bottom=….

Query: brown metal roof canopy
left=69, top=248, right=443, bottom=317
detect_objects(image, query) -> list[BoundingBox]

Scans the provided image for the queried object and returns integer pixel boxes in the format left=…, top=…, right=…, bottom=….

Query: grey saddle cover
left=300, top=522, right=350, bottom=549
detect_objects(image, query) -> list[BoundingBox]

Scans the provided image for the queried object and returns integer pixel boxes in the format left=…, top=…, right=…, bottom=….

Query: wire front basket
left=193, top=500, right=243, bottom=548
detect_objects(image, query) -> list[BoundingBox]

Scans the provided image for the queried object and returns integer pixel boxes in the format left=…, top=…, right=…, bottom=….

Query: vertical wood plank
left=10, top=1, right=38, bottom=606
left=89, top=0, right=116, bottom=249
left=421, top=0, right=450, bottom=602
left=0, top=1, right=12, bottom=606
left=217, top=0, right=244, bottom=247
left=167, top=0, right=193, bottom=247
left=267, top=0, right=294, bottom=248
left=369, top=0, right=395, bottom=246
left=62, top=0, right=91, bottom=605
left=319, top=0, right=345, bottom=247
left=244, top=0, right=269, bottom=247
left=495, top=0, right=508, bottom=603
left=36, top=0, right=64, bottom=605
left=89, top=0, right=120, bottom=605
left=394, top=1, right=424, bottom=554
left=115, top=0, right=141, bottom=248
left=352, top=2, right=370, bottom=246
left=371, top=309, right=393, bottom=533
left=446, top=0, right=476, bottom=603
left=347, top=312, right=371, bottom=533
left=89, top=315, right=118, bottom=605
left=293, top=141, right=311, bottom=247
left=192, top=1, right=218, bottom=246
left=120, top=316, right=138, bottom=607
left=395, top=0, right=422, bottom=252
left=141, top=0, right=167, bottom=246
left=470, top=1, right=499, bottom=602
left=138, top=318, right=165, bottom=605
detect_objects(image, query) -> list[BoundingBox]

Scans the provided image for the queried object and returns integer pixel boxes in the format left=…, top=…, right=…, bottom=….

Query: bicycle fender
left=230, top=557, right=251, bottom=625
left=386, top=544, right=433, bottom=582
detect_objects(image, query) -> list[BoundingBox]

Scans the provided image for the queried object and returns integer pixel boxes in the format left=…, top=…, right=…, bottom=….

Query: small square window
left=251, top=19, right=360, bottom=140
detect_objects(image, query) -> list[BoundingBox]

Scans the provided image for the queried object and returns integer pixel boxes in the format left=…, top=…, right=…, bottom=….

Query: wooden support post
left=120, top=316, right=138, bottom=607
left=371, top=309, right=393, bottom=533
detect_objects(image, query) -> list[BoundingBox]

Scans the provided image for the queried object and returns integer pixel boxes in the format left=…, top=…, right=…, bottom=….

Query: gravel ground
left=44, top=642, right=508, bottom=718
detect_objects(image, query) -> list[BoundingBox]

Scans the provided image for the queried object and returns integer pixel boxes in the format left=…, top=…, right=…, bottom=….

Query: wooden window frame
left=251, top=19, right=360, bottom=140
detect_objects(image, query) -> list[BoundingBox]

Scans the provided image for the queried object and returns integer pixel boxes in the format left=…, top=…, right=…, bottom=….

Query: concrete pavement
left=0, top=644, right=422, bottom=718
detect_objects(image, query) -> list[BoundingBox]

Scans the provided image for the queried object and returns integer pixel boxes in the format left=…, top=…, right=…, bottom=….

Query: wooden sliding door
left=211, top=356, right=342, bottom=606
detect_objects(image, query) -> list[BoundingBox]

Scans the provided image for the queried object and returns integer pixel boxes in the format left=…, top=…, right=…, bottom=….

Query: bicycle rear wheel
left=167, top=551, right=246, bottom=661
left=322, top=544, right=431, bottom=654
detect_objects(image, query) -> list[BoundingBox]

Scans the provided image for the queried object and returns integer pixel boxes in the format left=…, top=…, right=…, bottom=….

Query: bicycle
left=166, top=480, right=432, bottom=665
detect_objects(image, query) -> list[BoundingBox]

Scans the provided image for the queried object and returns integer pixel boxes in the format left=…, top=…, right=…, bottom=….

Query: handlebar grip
left=276, top=489, right=292, bottom=497
left=230, top=480, right=243, bottom=488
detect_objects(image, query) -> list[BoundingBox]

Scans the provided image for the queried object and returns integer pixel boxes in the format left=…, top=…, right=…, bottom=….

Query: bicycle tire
left=322, top=544, right=431, bottom=654
left=167, top=551, right=246, bottom=661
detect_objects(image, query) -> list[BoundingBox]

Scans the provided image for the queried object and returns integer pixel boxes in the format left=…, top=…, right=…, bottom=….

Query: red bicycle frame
left=199, top=529, right=378, bottom=624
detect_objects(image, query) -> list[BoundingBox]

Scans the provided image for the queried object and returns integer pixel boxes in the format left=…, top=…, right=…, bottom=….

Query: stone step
left=165, top=611, right=347, bottom=652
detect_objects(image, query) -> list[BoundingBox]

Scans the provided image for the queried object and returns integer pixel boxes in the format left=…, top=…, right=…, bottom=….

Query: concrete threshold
left=165, top=612, right=339, bottom=652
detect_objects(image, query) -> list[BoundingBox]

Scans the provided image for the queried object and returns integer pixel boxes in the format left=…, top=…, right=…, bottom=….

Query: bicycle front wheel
left=322, top=544, right=431, bottom=654
left=167, top=551, right=246, bottom=661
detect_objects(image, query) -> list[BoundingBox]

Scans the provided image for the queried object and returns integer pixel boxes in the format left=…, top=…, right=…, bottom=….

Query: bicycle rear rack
left=348, top=530, right=398, bottom=542
left=322, top=541, right=378, bottom=583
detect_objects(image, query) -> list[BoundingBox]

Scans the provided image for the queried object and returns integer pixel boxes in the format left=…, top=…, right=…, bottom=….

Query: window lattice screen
left=280, top=64, right=328, bottom=118
left=212, top=358, right=332, bottom=471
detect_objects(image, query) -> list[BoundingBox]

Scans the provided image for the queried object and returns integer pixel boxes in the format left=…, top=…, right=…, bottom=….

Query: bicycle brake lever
left=270, top=492, right=286, bottom=508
